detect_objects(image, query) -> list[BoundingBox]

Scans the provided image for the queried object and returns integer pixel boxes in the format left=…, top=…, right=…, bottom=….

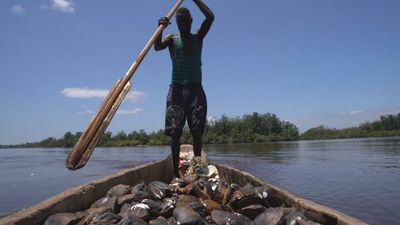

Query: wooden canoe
left=0, top=145, right=367, bottom=225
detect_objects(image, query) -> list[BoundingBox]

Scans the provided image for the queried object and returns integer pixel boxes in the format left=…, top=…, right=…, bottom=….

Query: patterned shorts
left=165, top=84, right=207, bottom=137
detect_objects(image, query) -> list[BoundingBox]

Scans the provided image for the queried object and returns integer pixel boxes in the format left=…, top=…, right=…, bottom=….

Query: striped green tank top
left=171, top=34, right=202, bottom=84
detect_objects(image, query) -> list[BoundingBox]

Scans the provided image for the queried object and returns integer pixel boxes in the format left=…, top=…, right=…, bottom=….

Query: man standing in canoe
left=154, top=0, right=214, bottom=178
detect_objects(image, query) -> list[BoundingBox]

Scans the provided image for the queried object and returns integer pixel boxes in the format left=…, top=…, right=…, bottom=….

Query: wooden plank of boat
left=0, top=145, right=367, bottom=225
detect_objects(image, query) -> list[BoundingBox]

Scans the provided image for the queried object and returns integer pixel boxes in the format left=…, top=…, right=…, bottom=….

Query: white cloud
left=63, top=87, right=145, bottom=117
left=77, top=108, right=143, bottom=116
left=77, top=110, right=94, bottom=115
left=117, top=108, right=143, bottom=115
left=349, top=110, right=363, bottom=115
left=62, top=87, right=109, bottom=98
left=11, top=4, right=25, bottom=15
left=61, top=87, right=145, bottom=101
left=339, top=110, right=364, bottom=115
left=50, top=0, right=75, bottom=13
left=127, top=91, right=145, bottom=101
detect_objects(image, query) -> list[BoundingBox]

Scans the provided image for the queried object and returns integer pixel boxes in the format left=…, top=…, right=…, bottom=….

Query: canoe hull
left=215, top=164, right=367, bottom=225
left=0, top=148, right=367, bottom=225
left=0, top=155, right=174, bottom=225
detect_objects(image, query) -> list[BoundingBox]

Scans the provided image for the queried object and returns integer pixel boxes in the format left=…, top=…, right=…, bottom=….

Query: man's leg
left=188, top=86, right=207, bottom=157
left=165, top=85, right=185, bottom=178
left=192, top=131, right=202, bottom=157
left=170, top=133, right=181, bottom=178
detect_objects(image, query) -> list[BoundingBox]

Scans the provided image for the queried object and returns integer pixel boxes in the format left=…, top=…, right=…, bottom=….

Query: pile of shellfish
left=44, top=157, right=321, bottom=225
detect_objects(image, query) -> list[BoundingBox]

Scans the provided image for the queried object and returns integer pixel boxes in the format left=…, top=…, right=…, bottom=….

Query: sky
left=1, top=0, right=400, bottom=145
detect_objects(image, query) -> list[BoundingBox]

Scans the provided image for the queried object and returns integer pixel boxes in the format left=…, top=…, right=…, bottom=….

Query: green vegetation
left=0, top=112, right=299, bottom=148
left=3, top=112, right=399, bottom=148
left=202, top=113, right=299, bottom=143
left=301, top=113, right=400, bottom=140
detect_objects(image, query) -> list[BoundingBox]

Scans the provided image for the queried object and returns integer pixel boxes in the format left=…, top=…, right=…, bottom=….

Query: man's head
left=176, top=7, right=192, bottom=35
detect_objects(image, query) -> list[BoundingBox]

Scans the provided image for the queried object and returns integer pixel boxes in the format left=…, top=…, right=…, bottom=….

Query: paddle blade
left=66, top=80, right=132, bottom=170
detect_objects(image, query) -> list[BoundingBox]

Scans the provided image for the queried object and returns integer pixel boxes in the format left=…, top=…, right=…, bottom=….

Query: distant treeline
left=301, top=113, right=400, bottom=140
left=0, top=113, right=299, bottom=148
left=2, top=113, right=399, bottom=148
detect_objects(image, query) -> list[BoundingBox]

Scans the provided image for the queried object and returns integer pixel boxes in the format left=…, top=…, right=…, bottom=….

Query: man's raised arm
left=154, top=17, right=173, bottom=51
left=193, top=0, right=214, bottom=40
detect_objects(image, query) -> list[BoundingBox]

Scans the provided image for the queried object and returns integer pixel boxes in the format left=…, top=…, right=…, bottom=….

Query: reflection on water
left=0, top=137, right=399, bottom=224
left=207, top=137, right=400, bottom=225
left=0, top=146, right=169, bottom=216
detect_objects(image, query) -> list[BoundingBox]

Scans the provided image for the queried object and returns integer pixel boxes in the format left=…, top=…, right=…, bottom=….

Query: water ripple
left=1, top=138, right=400, bottom=224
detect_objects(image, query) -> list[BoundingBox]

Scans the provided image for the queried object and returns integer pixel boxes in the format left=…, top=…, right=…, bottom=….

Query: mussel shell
left=202, top=216, right=215, bottom=225
left=230, top=183, right=241, bottom=191
left=43, top=212, right=85, bottom=225
left=142, top=199, right=162, bottom=215
left=240, top=184, right=255, bottom=197
left=118, top=194, right=139, bottom=206
left=203, top=165, right=218, bottom=178
left=45, top=160, right=324, bottom=225
left=175, top=200, right=190, bottom=209
left=180, top=182, right=195, bottom=195
left=119, top=203, right=133, bottom=216
left=149, top=181, right=170, bottom=200
left=188, top=200, right=207, bottom=217
left=177, top=194, right=200, bottom=205
left=107, top=184, right=132, bottom=197
left=159, top=198, right=176, bottom=218
left=149, top=216, right=169, bottom=225
left=254, top=186, right=279, bottom=207
left=169, top=183, right=181, bottom=193
left=234, top=196, right=266, bottom=211
left=131, top=191, right=151, bottom=202
left=127, top=203, right=151, bottom=221
left=211, top=210, right=251, bottom=225
left=190, top=156, right=209, bottom=177
left=222, top=188, right=233, bottom=205
left=202, top=199, right=224, bottom=212
left=150, top=181, right=170, bottom=190
left=295, top=218, right=321, bottom=225
left=194, top=166, right=209, bottom=177
left=78, top=207, right=111, bottom=225
left=192, top=179, right=212, bottom=200
left=230, top=190, right=245, bottom=203
left=304, top=209, right=332, bottom=225
left=181, top=174, right=199, bottom=185
left=91, top=212, right=121, bottom=224
left=118, top=214, right=148, bottom=225
left=213, top=181, right=232, bottom=205
left=237, top=205, right=266, bottom=220
left=91, top=197, right=111, bottom=208
left=283, top=210, right=305, bottom=225
left=254, top=207, right=284, bottom=225
left=167, top=216, right=178, bottom=225
left=90, top=196, right=118, bottom=213
left=173, top=205, right=201, bottom=225
left=132, top=182, right=149, bottom=193
left=254, top=186, right=268, bottom=199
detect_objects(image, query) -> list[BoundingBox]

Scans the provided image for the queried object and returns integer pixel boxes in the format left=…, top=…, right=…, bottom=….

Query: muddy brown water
left=0, top=137, right=399, bottom=224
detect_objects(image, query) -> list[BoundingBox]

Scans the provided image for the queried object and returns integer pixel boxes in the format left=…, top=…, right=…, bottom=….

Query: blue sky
left=1, top=0, right=399, bottom=145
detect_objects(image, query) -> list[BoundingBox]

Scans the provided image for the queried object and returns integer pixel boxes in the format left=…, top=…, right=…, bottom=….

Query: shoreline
left=1, top=135, right=399, bottom=149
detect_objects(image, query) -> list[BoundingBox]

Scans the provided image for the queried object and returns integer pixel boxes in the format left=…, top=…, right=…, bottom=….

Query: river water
left=0, top=137, right=399, bottom=224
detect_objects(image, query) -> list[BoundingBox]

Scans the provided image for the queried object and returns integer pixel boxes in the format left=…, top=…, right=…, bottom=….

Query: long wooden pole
left=68, top=80, right=132, bottom=170
left=66, top=0, right=184, bottom=170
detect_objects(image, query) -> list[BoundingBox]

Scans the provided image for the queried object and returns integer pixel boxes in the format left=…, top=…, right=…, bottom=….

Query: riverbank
left=2, top=133, right=399, bottom=149
left=2, top=112, right=399, bottom=148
